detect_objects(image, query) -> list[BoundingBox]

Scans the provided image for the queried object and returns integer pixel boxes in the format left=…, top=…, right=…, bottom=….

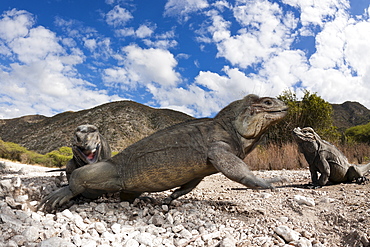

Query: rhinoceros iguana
left=293, top=127, right=370, bottom=187
left=66, top=124, right=111, bottom=182
left=38, top=94, right=288, bottom=210
left=48, top=125, right=112, bottom=183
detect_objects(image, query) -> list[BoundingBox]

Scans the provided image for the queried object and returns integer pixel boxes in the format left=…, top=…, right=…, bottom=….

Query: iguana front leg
left=39, top=161, right=122, bottom=211
left=317, top=155, right=330, bottom=186
left=208, top=143, right=286, bottom=189
left=163, top=178, right=203, bottom=205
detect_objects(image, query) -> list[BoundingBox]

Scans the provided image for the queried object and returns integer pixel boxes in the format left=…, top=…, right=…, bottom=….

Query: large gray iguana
left=49, top=124, right=111, bottom=182
left=38, top=95, right=288, bottom=210
left=293, top=127, right=370, bottom=187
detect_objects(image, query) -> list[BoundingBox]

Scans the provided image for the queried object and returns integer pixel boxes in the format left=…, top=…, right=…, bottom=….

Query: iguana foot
left=355, top=176, right=368, bottom=184
left=163, top=196, right=174, bottom=205
left=134, top=196, right=157, bottom=205
left=37, top=186, right=75, bottom=212
left=266, top=176, right=290, bottom=184
left=304, top=183, right=322, bottom=189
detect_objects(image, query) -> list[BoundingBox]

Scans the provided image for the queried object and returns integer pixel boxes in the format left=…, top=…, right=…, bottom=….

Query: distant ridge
left=0, top=100, right=368, bottom=154
left=332, top=101, right=370, bottom=132
left=0, top=101, right=193, bottom=154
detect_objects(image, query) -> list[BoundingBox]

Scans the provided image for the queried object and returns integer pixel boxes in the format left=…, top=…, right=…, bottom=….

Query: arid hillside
left=0, top=101, right=193, bottom=154
left=0, top=99, right=369, bottom=154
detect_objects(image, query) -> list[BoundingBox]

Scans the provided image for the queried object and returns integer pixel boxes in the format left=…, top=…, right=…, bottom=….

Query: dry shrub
left=336, top=143, right=370, bottom=164
left=245, top=142, right=370, bottom=171
left=245, top=142, right=307, bottom=170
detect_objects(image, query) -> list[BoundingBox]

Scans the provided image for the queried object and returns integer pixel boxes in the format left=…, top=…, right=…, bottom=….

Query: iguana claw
left=37, top=186, right=74, bottom=212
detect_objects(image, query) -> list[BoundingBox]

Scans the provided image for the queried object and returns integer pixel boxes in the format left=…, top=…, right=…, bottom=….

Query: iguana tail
left=46, top=168, right=66, bottom=173
left=355, top=162, right=370, bottom=175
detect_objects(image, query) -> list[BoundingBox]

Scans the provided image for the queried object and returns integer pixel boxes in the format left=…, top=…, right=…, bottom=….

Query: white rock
left=278, top=216, right=289, bottom=223
left=22, top=226, right=39, bottom=242
left=80, top=239, right=97, bottom=247
left=37, top=237, right=75, bottom=247
left=220, top=235, right=237, bottom=247
left=294, top=195, right=315, bottom=206
left=295, top=237, right=313, bottom=247
left=72, top=235, right=82, bottom=246
left=320, top=197, right=335, bottom=203
left=95, top=203, right=108, bottom=214
left=260, top=192, right=272, bottom=199
left=0, top=179, right=12, bottom=191
left=61, top=209, right=74, bottom=220
left=123, top=238, right=139, bottom=247
left=101, top=231, right=116, bottom=242
left=12, top=177, right=21, bottom=187
left=15, top=194, right=28, bottom=203
left=135, top=232, right=154, bottom=246
left=31, top=212, right=42, bottom=222
left=111, top=223, right=121, bottom=234
left=74, top=215, right=87, bottom=231
left=274, top=225, right=300, bottom=242
left=179, top=228, right=192, bottom=239
left=94, top=222, right=107, bottom=234
left=202, top=231, right=221, bottom=241
left=166, top=213, right=174, bottom=225
left=172, top=224, right=185, bottom=233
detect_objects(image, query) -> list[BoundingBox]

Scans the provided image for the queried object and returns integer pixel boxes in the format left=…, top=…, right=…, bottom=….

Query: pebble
left=0, top=161, right=364, bottom=247
left=294, top=195, right=315, bottom=206
left=274, top=225, right=300, bottom=242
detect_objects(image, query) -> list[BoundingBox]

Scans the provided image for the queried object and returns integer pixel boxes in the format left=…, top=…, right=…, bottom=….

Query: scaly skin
left=38, top=95, right=288, bottom=211
left=293, top=127, right=370, bottom=187
left=66, top=124, right=112, bottom=182
left=47, top=124, right=112, bottom=182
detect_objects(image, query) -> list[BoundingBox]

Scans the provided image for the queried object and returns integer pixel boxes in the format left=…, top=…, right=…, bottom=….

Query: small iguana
left=38, top=95, right=288, bottom=211
left=49, top=125, right=112, bottom=182
left=293, top=127, right=370, bottom=187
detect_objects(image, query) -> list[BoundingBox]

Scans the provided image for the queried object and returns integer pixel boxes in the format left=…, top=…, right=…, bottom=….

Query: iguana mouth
left=83, top=148, right=97, bottom=161
left=293, top=127, right=315, bottom=142
left=267, top=107, right=289, bottom=113
left=76, top=144, right=100, bottom=163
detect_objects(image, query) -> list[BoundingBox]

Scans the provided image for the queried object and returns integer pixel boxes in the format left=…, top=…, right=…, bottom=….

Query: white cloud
left=164, top=0, right=209, bottom=21
left=155, top=0, right=370, bottom=116
left=103, top=44, right=180, bottom=89
left=282, top=0, right=350, bottom=35
left=0, top=9, right=33, bottom=42
left=10, top=26, right=64, bottom=64
left=105, top=5, right=133, bottom=27
left=0, top=9, right=122, bottom=119
left=136, top=24, right=155, bottom=38
left=204, top=0, right=297, bottom=68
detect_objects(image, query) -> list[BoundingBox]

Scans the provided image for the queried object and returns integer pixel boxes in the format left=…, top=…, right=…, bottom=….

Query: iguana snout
left=234, top=95, right=288, bottom=138
left=73, top=125, right=102, bottom=164
left=292, top=127, right=317, bottom=143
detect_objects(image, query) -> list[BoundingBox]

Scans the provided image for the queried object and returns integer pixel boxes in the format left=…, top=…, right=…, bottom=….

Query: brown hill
left=0, top=100, right=368, bottom=154
left=332, top=101, right=370, bottom=132
left=0, top=101, right=193, bottom=154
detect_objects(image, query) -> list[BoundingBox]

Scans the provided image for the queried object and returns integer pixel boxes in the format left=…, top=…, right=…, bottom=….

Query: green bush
left=266, top=89, right=340, bottom=144
left=0, top=140, right=72, bottom=167
left=45, top=147, right=72, bottom=168
left=345, top=122, right=370, bottom=144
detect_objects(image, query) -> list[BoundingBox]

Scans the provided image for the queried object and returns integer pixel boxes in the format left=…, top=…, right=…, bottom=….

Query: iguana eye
left=263, top=99, right=272, bottom=106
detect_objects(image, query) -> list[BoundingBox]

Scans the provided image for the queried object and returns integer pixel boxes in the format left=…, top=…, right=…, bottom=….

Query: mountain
left=0, top=101, right=193, bottom=154
left=0, top=100, right=368, bottom=154
left=331, top=101, right=370, bottom=132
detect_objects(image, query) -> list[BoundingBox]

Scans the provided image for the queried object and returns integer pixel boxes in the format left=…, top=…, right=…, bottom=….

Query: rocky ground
left=0, top=159, right=369, bottom=247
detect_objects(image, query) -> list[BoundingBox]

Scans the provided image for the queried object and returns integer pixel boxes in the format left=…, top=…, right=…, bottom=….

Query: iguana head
left=292, top=127, right=320, bottom=153
left=217, top=94, right=288, bottom=139
left=72, top=124, right=102, bottom=164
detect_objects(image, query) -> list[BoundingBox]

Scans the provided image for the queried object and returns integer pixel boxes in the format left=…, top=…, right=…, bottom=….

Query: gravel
left=0, top=159, right=369, bottom=247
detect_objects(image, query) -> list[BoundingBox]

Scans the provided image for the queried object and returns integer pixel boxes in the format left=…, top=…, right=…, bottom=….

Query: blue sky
left=0, top=0, right=370, bottom=119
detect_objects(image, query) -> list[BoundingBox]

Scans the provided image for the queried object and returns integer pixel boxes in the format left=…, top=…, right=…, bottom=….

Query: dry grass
left=246, top=142, right=370, bottom=171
